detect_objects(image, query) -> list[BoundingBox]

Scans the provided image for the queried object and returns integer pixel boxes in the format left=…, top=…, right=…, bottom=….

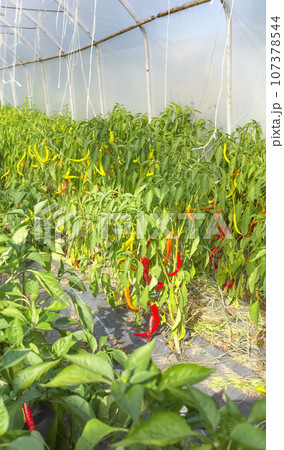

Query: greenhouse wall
left=0, top=0, right=265, bottom=132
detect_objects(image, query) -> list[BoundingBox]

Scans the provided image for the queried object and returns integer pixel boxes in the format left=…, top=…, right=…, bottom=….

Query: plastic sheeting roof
left=0, top=0, right=265, bottom=131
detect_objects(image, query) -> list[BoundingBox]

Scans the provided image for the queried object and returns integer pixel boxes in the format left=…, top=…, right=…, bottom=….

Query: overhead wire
left=164, top=0, right=171, bottom=109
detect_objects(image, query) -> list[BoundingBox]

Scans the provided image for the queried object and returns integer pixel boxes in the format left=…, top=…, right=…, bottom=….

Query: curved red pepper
left=166, top=251, right=181, bottom=277
left=21, top=394, right=36, bottom=431
left=155, top=281, right=164, bottom=290
left=134, top=304, right=160, bottom=341
left=147, top=314, right=154, bottom=343
left=224, top=278, right=235, bottom=289
left=119, top=260, right=136, bottom=270
left=55, top=179, right=68, bottom=194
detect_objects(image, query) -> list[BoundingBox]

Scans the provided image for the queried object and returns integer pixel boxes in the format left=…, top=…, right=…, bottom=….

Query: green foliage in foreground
left=0, top=220, right=265, bottom=449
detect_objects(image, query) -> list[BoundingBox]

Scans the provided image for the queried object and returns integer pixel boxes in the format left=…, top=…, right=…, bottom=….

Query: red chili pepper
left=119, top=259, right=136, bottom=270
left=164, top=231, right=173, bottom=264
left=155, top=281, right=164, bottom=290
left=224, top=278, right=235, bottom=289
left=134, top=304, right=160, bottom=340
left=55, top=179, right=68, bottom=194
left=147, top=314, right=154, bottom=343
left=202, top=205, right=214, bottom=210
left=141, top=255, right=151, bottom=284
left=46, top=187, right=49, bottom=193
left=21, top=394, right=36, bottom=431
left=209, top=246, right=220, bottom=261
left=166, top=251, right=181, bottom=277
left=216, top=207, right=222, bottom=220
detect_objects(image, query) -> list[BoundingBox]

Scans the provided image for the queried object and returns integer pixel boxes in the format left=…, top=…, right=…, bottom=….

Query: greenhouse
left=0, top=1, right=266, bottom=448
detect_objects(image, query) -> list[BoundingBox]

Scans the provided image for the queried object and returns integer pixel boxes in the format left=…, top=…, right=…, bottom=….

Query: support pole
left=221, top=0, right=232, bottom=134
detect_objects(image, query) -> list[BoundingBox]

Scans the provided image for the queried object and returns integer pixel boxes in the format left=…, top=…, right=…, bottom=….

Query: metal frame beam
left=118, top=0, right=152, bottom=120
left=7, top=0, right=64, bottom=53
left=0, top=0, right=211, bottom=70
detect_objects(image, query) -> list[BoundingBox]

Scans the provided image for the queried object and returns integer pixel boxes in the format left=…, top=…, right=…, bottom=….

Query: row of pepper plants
left=0, top=102, right=266, bottom=351
left=0, top=191, right=266, bottom=448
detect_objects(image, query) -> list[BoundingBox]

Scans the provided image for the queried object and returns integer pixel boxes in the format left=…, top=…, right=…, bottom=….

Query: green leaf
left=68, top=293, right=93, bottom=334
left=7, top=402, right=25, bottom=431
left=201, top=175, right=209, bottom=196
left=0, top=396, right=9, bottom=436
left=26, top=252, right=46, bottom=268
left=61, top=395, right=96, bottom=423
left=35, top=322, right=53, bottom=330
left=145, top=190, right=153, bottom=212
left=250, top=249, right=266, bottom=262
left=248, top=399, right=266, bottom=423
left=130, top=370, right=159, bottom=385
left=248, top=267, right=259, bottom=293
left=25, top=275, right=39, bottom=295
left=0, top=318, right=9, bottom=330
left=2, top=349, right=31, bottom=370
left=185, top=384, right=220, bottom=429
left=175, top=185, right=184, bottom=204
left=113, top=412, right=197, bottom=447
left=1, top=307, right=26, bottom=321
left=64, top=351, right=114, bottom=381
left=34, top=199, right=48, bottom=216
left=125, top=339, right=155, bottom=372
left=7, top=319, right=23, bottom=347
left=43, top=364, right=110, bottom=387
left=139, top=285, right=149, bottom=310
left=75, top=418, right=125, bottom=450
left=108, top=349, right=127, bottom=368
left=230, top=423, right=266, bottom=450
left=27, top=302, right=39, bottom=325
left=160, top=364, right=214, bottom=390
left=111, top=383, right=144, bottom=424
left=190, top=236, right=200, bottom=257
left=6, top=434, right=45, bottom=450
left=52, top=335, right=73, bottom=358
left=249, top=300, right=260, bottom=328
left=241, top=207, right=252, bottom=235
left=68, top=274, right=86, bottom=292
left=12, top=226, right=29, bottom=244
left=32, top=271, right=68, bottom=305
left=171, top=309, right=181, bottom=332
left=13, top=360, right=59, bottom=393
left=84, top=330, right=97, bottom=353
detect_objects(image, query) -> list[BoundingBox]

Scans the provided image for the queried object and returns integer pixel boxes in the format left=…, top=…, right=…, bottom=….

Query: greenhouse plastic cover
left=0, top=0, right=265, bottom=131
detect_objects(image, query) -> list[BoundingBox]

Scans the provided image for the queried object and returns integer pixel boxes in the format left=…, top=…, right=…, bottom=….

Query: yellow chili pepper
left=233, top=209, right=242, bottom=235
left=28, top=144, right=36, bottom=158
left=52, top=154, right=59, bottom=161
left=34, top=144, right=49, bottom=163
left=56, top=223, right=64, bottom=233
left=223, top=143, right=230, bottom=164
left=66, top=149, right=90, bottom=162
left=31, top=164, right=38, bottom=168
left=110, top=131, right=114, bottom=142
left=17, top=151, right=26, bottom=177
left=0, top=167, right=10, bottom=180
left=146, top=146, right=154, bottom=176
left=94, top=149, right=106, bottom=176
left=121, top=233, right=135, bottom=251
